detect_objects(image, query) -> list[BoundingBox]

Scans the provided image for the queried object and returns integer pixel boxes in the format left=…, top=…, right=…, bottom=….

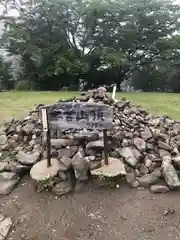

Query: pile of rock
left=1, top=87, right=180, bottom=195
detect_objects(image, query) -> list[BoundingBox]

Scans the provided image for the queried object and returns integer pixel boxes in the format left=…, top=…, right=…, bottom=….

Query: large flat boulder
left=91, top=157, right=126, bottom=177
left=30, top=158, right=61, bottom=181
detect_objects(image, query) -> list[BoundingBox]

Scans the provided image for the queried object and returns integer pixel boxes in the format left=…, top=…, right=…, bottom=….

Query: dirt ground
left=1, top=178, right=180, bottom=240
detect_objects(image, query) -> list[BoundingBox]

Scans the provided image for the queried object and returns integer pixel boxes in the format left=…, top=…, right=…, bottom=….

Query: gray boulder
left=119, top=147, right=139, bottom=167
left=162, top=160, right=180, bottom=189
left=17, top=151, right=40, bottom=165
left=86, top=140, right=104, bottom=149
left=133, top=137, right=146, bottom=152
left=137, top=169, right=161, bottom=188
left=72, top=148, right=89, bottom=181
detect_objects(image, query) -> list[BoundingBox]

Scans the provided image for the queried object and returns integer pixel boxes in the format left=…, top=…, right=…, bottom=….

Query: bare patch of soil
left=1, top=177, right=180, bottom=240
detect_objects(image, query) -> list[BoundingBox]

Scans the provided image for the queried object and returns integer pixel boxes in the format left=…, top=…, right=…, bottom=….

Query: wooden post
left=41, top=108, right=51, bottom=167
left=46, top=119, right=51, bottom=168
left=103, top=129, right=109, bottom=165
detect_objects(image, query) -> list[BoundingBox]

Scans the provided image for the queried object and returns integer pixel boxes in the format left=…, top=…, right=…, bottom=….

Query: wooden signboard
left=41, top=102, right=113, bottom=167
left=47, top=102, right=113, bottom=130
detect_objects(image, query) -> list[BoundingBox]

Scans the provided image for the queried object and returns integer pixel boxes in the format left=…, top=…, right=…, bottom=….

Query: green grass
left=0, top=91, right=180, bottom=123
left=119, top=92, right=180, bottom=120
left=0, top=91, right=78, bottom=123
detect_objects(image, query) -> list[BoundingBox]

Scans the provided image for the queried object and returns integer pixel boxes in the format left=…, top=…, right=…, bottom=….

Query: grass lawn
left=0, top=91, right=180, bottom=123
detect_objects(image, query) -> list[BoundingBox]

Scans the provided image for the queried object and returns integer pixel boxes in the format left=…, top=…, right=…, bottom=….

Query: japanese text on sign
left=47, top=102, right=113, bottom=130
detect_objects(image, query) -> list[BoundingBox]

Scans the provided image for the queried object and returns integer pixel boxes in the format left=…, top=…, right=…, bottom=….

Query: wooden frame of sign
left=41, top=102, right=113, bottom=167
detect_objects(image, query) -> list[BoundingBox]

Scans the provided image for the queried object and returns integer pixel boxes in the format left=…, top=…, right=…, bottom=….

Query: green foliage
left=14, top=79, right=34, bottom=90
left=1, top=0, right=180, bottom=91
left=0, top=57, right=12, bottom=90
left=97, top=175, right=117, bottom=188
left=37, top=177, right=58, bottom=192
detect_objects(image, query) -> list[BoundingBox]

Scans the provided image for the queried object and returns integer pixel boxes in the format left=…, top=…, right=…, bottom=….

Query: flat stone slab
left=0, top=217, right=12, bottom=240
left=17, top=151, right=40, bottom=165
left=0, top=179, right=19, bottom=195
left=90, top=157, right=127, bottom=177
left=30, top=158, right=61, bottom=181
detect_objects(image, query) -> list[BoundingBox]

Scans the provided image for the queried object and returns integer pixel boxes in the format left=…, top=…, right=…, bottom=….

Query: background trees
left=1, top=0, right=180, bottom=91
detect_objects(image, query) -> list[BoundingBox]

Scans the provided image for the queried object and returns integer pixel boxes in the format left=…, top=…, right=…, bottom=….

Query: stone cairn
left=0, top=87, right=180, bottom=196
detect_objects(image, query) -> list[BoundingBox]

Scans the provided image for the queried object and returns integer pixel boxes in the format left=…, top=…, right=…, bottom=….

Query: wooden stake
left=112, top=84, right=117, bottom=100
left=46, top=120, right=51, bottom=168
left=103, top=129, right=109, bottom=165
left=41, top=108, right=51, bottom=168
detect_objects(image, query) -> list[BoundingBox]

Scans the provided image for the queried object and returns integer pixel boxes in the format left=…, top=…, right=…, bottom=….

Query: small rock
left=84, top=156, right=96, bottom=163
left=97, top=86, right=107, bottom=92
left=58, top=171, right=67, bottom=181
left=139, top=164, right=149, bottom=175
left=137, top=169, right=161, bottom=188
left=72, top=148, right=89, bottom=181
left=125, top=171, right=136, bottom=185
left=120, top=147, right=138, bottom=167
left=125, top=165, right=133, bottom=173
left=151, top=118, right=161, bottom=127
left=0, top=127, right=5, bottom=135
left=131, top=180, right=139, bottom=188
left=149, top=162, right=158, bottom=173
left=59, top=146, right=78, bottom=158
left=162, top=155, right=172, bottom=164
left=5, top=161, right=30, bottom=175
left=159, top=149, right=171, bottom=158
left=22, top=124, right=34, bottom=134
left=50, top=148, right=58, bottom=157
left=0, top=135, right=7, bottom=145
left=17, top=151, right=40, bottom=165
left=146, top=143, right=154, bottom=150
left=145, top=157, right=152, bottom=168
left=109, top=150, right=119, bottom=158
left=163, top=208, right=175, bottom=216
left=121, top=139, right=129, bottom=147
left=6, top=124, right=16, bottom=135
left=11, top=134, right=21, bottom=142
left=0, top=215, right=5, bottom=222
left=90, top=161, right=101, bottom=170
left=0, top=172, right=18, bottom=181
left=141, top=126, right=152, bottom=140
left=0, top=162, right=9, bottom=172
left=51, top=139, right=77, bottom=148
left=135, top=169, right=141, bottom=177
left=59, top=156, right=72, bottom=170
left=173, top=155, right=180, bottom=168
left=0, top=217, right=12, bottom=238
left=150, top=185, right=169, bottom=194
left=133, top=137, right=146, bottom=152
left=52, top=182, right=72, bottom=196
left=158, top=141, right=173, bottom=151
left=86, top=140, right=104, bottom=149
left=85, top=148, right=97, bottom=156
left=74, top=131, right=99, bottom=141
left=0, top=179, right=19, bottom=195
